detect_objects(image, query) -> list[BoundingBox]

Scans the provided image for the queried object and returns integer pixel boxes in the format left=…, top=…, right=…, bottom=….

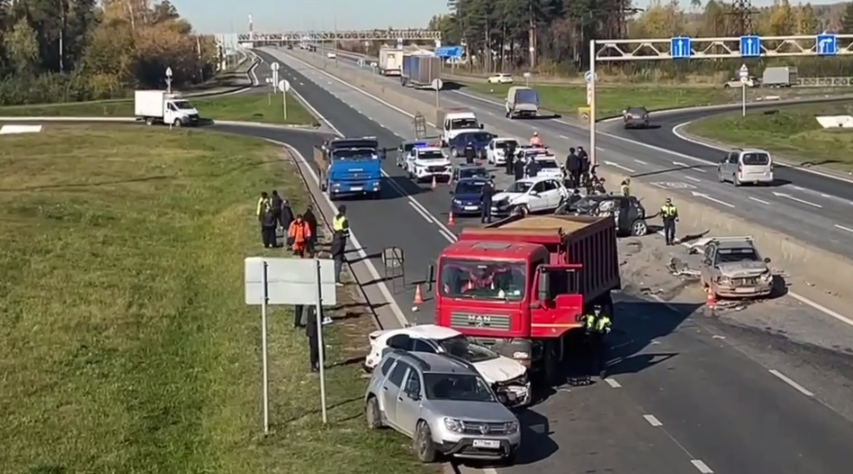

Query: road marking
left=439, top=229, right=456, bottom=242
left=643, top=414, right=663, bottom=426
left=634, top=159, right=648, bottom=165
left=684, top=175, right=701, bottom=182
left=836, top=224, right=853, bottom=233
left=749, top=196, right=770, bottom=205
left=274, top=48, right=853, bottom=332
left=691, top=460, right=714, bottom=473
left=690, top=191, right=734, bottom=208
left=409, top=201, right=433, bottom=223
left=772, top=192, right=822, bottom=208
left=769, top=370, right=814, bottom=397
left=604, top=378, right=621, bottom=388
left=559, top=134, right=569, bottom=139
left=603, top=160, right=635, bottom=173
left=651, top=181, right=697, bottom=190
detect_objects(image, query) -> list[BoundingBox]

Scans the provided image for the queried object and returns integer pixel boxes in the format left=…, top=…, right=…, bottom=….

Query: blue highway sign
left=740, top=35, right=761, bottom=57
left=670, top=37, right=692, bottom=59
left=435, top=46, right=463, bottom=59
left=817, top=34, right=837, bottom=56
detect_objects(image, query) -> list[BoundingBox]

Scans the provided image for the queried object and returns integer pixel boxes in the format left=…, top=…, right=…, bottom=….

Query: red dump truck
left=434, top=214, right=621, bottom=383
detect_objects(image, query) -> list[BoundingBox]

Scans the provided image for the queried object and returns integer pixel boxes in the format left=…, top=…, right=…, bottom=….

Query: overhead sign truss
left=594, top=34, right=853, bottom=61
left=238, top=29, right=441, bottom=43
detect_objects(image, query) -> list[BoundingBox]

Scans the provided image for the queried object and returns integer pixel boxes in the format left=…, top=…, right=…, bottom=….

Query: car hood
left=717, top=261, right=768, bottom=277
left=473, top=357, right=527, bottom=384
left=454, top=192, right=481, bottom=203
left=429, top=400, right=515, bottom=423
left=416, top=158, right=451, bottom=166
left=493, top=191, right=523, bottom=203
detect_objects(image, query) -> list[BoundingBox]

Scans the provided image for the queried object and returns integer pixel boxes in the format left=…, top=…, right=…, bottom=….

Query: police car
left=522, top=148, right=563, bottom=180
left=406, top=145, right=452, bottom=182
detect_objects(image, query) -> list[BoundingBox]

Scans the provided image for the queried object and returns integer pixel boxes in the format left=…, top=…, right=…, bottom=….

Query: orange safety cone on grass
left=412, top=284, right=425, bottom=312
left=448, top=212, right=456, bottom=226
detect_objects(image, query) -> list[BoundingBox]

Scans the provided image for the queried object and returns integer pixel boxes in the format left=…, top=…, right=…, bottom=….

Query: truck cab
left=434, top=215, right=620, bottom=384
left=440, top=109, right=483, bottom=146
left=317, top=137, right=384, bottom=199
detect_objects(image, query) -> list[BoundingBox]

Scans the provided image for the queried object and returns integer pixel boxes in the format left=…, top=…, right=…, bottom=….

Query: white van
left=440, top=108, right=482, bottom=145
left=717, top=148, right=774, bottom=186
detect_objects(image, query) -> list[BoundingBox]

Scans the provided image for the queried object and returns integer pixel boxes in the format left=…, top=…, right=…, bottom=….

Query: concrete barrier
left=282, top=48, right=853, bottom=319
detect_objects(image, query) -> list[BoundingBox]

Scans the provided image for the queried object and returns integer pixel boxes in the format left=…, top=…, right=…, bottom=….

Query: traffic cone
left=448, top=212, right=456, bottom=226
left=705, top=288, right=717, bottom=310
left=431, top=175, right=437, bottom=189
left=412, top=285, right=425, bottom=312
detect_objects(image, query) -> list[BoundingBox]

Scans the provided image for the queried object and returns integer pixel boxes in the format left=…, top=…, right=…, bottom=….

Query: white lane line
left=684, top=175, right=702, bottom=182
left=559, top=134, right=569, bottom=139
left=277, top=48, right=853, bottom=332
left=691, top=191, right=735, bottom=208
left=691, top=460, right=714, bottom=473
left=769, top=369, right=814, bottom=397
left=835, top=224, right=853, bottom=234
left=603, top=160, right=635, bottom=173
left=409, top=201, right=433, bottom=223
left=634, top=159, right=648, bottom=165
left=643, top=414, right=663, bottom=427
left=749, top=196, right=770, bottom=205
left=439, top=229, right=456, bottom=242
left=772, top=192, right=822, bottom=208
left=604, top=378, right=621, bottom=388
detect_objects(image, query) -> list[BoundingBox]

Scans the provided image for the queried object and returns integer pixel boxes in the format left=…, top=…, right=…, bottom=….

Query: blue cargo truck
left=316, top=137, right=384, bottom=199
left=400, top=54, right=442, bottom=90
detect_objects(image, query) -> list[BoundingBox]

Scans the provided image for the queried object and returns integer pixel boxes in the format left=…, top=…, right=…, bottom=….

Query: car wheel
left=365, top=396, right=384, bottom=429
left=514, top=204, right=530, bottom=217
left=414, top=421, right=438, bottom=463
left=450, top=147, right=457, bottom=157
left=733, top=174, right=741, bottom=187
left=631, top=219, right=648, bottom=236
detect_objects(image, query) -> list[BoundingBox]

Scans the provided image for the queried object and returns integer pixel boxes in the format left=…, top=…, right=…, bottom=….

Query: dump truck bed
left=459, top=214, right=621, bottom=300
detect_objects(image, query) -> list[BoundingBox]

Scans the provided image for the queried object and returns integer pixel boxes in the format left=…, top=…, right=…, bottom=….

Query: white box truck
left=134, top=90, right=200, bottom=127
left=378, top=48, right=403, bottom=76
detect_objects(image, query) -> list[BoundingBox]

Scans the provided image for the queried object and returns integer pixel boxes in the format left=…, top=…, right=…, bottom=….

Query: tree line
left=0, top=0, right=220, bottom=106
left=427, top=0, right=853, bottom=79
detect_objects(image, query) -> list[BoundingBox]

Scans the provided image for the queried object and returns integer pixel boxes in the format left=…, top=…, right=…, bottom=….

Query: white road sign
left=271, top=62, right=280, bottom=71
left=739, top=64, right=749, bottom=82
left=432, top=78, right=443, bottom=90
left=278, top=79, right=291, bottom=93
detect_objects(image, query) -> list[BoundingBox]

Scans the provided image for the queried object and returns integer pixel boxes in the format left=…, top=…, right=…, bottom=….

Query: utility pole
left=728, top=0, right=756, bottom=35
left=59, top=0, right=65, bottom=73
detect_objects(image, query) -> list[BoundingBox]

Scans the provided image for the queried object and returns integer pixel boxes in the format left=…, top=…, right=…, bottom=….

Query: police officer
left=660, top=198, right=679, bottom=246
left=525, top=155, right=540, bottom=178
left=256, top=191, right=270, bottom=218
left=505, top=141, right=517, bottom=175
left=480, top=177, right=495, bottom=224
left=513, top=153, right=525, bottom=181
left=588, top=307, right=612, bottom=378
left=258, top=195, right=277, bottom=248
left=463, top=140, right=476, bottom=165
left=333, top=205, right=350, bottom=238
left=577, top=147, right=590, bottom=185
left=566, top=148, right=580, bottom=188
left=620, top=179, right=631, bottom=197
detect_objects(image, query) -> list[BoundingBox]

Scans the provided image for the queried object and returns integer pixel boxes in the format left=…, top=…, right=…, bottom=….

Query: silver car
left=365, top=349, right=521, bottom=464
left=622, top=106, right=650, bottom=129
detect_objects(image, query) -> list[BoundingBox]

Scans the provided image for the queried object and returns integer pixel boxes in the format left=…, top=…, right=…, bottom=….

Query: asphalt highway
left=248, top=48, right=853, bottom=474
left=316, top=48, right=853, bottom=259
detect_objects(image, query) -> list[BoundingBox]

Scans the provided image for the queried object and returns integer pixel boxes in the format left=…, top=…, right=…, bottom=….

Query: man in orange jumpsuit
left=288, top=214, right=313, bottom=258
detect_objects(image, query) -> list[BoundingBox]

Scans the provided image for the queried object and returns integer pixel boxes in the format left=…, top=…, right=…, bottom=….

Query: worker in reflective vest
left=584, top=305, right=613, bottom=378
left=288, top=215, right=312, bottom=257
left=660, top=198, right=679, bottom=246
left=332, top=205, right=349, bottom=238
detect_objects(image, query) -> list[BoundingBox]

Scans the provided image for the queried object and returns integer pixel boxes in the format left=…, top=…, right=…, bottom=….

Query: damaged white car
left=364, top=324, right=532, bottom=407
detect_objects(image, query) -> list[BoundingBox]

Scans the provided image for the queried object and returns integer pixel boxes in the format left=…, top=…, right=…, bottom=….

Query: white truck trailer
left=134, top=90, right=200, bottom=127
left=378, top=48, right=403, bottom=76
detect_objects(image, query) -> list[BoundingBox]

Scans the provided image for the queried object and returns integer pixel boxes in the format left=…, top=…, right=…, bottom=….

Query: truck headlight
left=443, top=417, right=464, bottom=433
left=504, top=421, right=519, bottom=434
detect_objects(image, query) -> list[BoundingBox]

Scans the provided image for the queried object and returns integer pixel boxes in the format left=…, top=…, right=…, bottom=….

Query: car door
left=527, top=181, right=548, bottom=211
left=726, top=153, right=739, bottom=180
left=701, top=243, right=718, bottom=285
left=718, top=153, right=730, bottom=178
left=538, top=180, right=560, bottom=209
left=395, top=368, right=424, bottom=435
left=381, top=361, right=410, bottom=430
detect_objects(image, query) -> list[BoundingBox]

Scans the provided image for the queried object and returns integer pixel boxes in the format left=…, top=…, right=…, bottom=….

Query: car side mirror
left=764, top=257, right=771, bottom=263
left=479, top=124, right=484, bottom=129
left=538, top=270, right=550, bottom=302
left=530, top=191, right=539, bottom=196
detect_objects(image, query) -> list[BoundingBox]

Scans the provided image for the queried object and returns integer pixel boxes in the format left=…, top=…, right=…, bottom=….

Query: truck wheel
left=172, top=119, right=183, bottom=127
left=145, top=118, right=154, bottom=126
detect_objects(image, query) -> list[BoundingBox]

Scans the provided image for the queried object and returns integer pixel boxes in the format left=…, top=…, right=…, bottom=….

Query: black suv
left=557, top=195, right=648, bottom=236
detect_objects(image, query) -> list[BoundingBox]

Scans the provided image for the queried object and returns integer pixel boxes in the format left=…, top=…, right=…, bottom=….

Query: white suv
left=407, top=146, right=452, bottom=182
left=488, top=73, right=513, bottom=84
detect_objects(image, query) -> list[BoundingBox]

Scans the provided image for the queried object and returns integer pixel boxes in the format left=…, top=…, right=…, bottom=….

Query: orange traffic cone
left=706, top=289, right=717, bottom=310
left=412, top=285, right=425, bottom=312
left=448, top=212, right=456, bottom=226
left=431, top=175, right=437, bottom=189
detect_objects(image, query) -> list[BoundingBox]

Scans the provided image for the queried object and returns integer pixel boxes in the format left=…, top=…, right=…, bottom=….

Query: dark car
left=448, top=131, right=494, bottom=159
left=557, top=194, right=648, bottom=236
left=622, top=106, right=650, bottom=129
left=450, top=178, right=488, bottom=216
left=451, top=163, right=490, bottom=183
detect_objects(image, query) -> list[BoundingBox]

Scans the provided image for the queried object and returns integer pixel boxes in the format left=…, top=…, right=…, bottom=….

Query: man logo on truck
left=468, top=314, right=492, bottom=327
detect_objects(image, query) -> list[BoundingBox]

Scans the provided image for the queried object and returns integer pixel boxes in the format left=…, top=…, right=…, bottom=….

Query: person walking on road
left=566, top=148, right=581, bottom=188
left=479, top=177, right=495, bottom=224
left=303, top=204, right=319, bottom=257
left=660, top=198, right=679, bottom=246
left=584, top=305, right=612, bottom=378
left=288, top=214, right=312, bottom=257
left=577, top=147, right=590, bottom=185
left=331, top=205, right=349, bottom=287
left=464, top=140, right=476, bottom=165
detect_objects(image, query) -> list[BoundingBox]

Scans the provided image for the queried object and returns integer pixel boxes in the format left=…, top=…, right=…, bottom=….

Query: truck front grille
left=427, top=166, right=448, bottom=172
left=449, top=312, right=511, bottom=331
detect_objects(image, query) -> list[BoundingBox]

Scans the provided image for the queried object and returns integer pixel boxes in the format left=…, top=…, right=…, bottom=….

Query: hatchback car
left=717, top=148, right=774, bottom=186
left=557, top=195, right=648, bottom=236
left=488, top=73, right=513, bottom=84
left=622, top=106, right=650, bottom=129
left=365, top=349, right=521, bottom=464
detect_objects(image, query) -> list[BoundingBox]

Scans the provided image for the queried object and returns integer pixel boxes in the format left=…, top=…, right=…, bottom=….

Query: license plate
left=734, top=287, right=754, bottom=293
left=464, top=206, right=478, bottom=210
left=472, top=439, right=500, bottom=449
left=350, top=187, right=363, bottom=191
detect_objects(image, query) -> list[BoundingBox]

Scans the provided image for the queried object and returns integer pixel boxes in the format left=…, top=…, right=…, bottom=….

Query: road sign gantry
left=237, top=29, right=441, bottom=43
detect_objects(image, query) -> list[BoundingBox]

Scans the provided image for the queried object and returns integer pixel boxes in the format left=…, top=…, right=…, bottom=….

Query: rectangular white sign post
left=244, top=257, right=338, bottom=430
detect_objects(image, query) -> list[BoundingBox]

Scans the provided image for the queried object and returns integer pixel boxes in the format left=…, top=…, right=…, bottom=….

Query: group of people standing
left=256, top=191, right=318, bottom=256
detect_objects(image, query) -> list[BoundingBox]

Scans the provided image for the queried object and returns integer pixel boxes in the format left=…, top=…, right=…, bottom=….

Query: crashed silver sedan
left=693, top=236, right=774, bottom=298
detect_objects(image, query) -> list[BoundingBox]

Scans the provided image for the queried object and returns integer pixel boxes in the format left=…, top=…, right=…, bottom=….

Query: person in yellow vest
left=256, top=191, right=270, bottom=219
left=331, top=206, right=350, bottom=286
left=584, top=305, right=613, bottom=378
left=333, top=205, right=349, bottom=238
left=660, top=198, right=679, bottom=246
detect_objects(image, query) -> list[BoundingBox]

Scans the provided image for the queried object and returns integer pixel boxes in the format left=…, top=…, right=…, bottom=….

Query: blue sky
left=171, top=0, right=842, bottom=34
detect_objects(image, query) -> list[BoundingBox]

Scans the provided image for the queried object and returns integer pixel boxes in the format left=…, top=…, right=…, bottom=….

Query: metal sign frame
left=238, top=29, right=441, bottom=43
left=587, top=34, right=853, bottom=164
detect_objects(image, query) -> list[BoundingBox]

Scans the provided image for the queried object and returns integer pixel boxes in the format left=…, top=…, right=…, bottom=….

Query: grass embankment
left=0, top=126, right=431, bottom=474
left=0, top=92, right=318, bottom=126
left=684, top=100, right=853, bottom=171
left=457, top=82, right=845, bottom=119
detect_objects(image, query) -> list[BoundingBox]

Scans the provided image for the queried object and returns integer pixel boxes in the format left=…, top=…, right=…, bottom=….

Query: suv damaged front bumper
left=437, top=438, right=519, bottom=461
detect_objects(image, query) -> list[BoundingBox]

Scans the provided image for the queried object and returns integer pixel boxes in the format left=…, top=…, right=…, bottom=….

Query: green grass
left=0, top=125, right=433, bottom=474
left=0, top=92, right=318, bottom=126
left=684, top=100, right=853, bottom=171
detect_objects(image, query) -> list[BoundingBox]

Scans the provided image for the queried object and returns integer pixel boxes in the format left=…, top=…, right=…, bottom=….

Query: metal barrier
left=795, top=76, right=853, bottom=87
left=381, top=247, right=405, bottom=294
